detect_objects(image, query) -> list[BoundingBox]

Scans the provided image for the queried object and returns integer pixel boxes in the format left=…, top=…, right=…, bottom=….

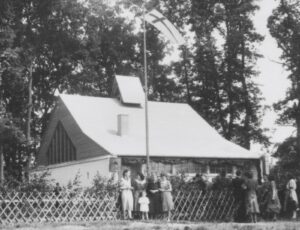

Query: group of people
left=232, top=171, right=299, bottom=223
left=119, top=168, right=300, bottom=222
left=120, top=169, right=174, bottom=221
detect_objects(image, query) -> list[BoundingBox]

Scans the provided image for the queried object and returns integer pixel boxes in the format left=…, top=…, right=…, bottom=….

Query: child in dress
left=138, top=190, right=150, bottom=220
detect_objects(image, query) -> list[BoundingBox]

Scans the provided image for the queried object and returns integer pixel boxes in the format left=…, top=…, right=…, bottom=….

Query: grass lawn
left=2, top=221, right=300, bottom=230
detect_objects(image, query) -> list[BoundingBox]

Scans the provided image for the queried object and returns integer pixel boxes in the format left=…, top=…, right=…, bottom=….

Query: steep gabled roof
left=58, top=94, right=261, bottom=159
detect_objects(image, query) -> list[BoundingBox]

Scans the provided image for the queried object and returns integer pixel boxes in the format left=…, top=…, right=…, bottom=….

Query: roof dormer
left=112, top=75, right=145, bottom=107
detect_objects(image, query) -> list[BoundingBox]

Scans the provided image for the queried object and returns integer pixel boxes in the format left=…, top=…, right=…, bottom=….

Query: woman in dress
left=147, top=173, right=161, bottom=219
left=265, top=175, right=281, bottom=221
left=243, top=171, right=260, bottom=223
left=286, top=173, right=298, bottom=219
left=120, top=169, right=134, bottom=220
left=133, top=172, right=146, bottom=218
left=160, top=173, right=174, bottom=222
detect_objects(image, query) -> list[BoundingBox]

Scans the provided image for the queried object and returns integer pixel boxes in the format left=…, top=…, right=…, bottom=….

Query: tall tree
left=68, top=0, right=140, bottom=97
left=0, top=0, right=27, bottom=182
left=1, top=0, right=89, bottom=179
left=268, top=0, right=300, bottom=153
left=161, top=0, right=268, bottom=149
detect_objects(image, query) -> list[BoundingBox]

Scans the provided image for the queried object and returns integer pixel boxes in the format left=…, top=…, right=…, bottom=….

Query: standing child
left=138, top=190, right=150, bottom=220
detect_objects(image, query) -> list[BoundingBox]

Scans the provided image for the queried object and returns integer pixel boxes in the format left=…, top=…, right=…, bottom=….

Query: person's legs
left=292, top=210, right=297, bottom=219
left=251, top=213, right=255, bottom=223
left=141, top=212, right=144, bottom=220
left=123, top=209, right=127, bottom=220
left=128, top=210, right=132, bottom=219
left=167, top=211, right=171, bottom=221
left=272, top=212, right=277, bottom=221
left=145, top=212, right=149, bottom=220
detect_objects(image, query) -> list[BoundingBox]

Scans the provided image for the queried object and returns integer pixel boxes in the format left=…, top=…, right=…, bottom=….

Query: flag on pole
left=145, top=9, right=185, bottom=45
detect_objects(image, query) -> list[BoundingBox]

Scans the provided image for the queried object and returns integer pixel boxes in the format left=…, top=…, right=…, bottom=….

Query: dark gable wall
left=37, top=97, right=111, bottom=166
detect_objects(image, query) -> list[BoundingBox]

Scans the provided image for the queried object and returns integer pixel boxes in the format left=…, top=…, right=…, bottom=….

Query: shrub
left=85, top=172, right=119, bottom=195
left=65, top=171, right=82, bottom=194
left=0, top=170, right=54, bottom=194
left=169, top=173, right=209, bottom=192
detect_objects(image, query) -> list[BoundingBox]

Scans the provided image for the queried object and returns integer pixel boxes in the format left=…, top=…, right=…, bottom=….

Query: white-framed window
left=209, top=164, right=233, bottom=175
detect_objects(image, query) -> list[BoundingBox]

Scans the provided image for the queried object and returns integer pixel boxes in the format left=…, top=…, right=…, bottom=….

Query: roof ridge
left=59, top=93, right=190, bottom=106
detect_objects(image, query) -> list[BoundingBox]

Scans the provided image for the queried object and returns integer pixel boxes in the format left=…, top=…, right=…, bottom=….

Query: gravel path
left=2, top=221, right=300, bottom=230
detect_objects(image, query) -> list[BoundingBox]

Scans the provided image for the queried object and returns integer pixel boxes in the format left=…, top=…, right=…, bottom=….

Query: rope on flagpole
left=143, top=3, right=150, bottom=177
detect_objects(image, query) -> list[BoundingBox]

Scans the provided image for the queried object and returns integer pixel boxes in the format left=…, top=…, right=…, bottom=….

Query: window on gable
left=47, top=121, right=76, bottom=165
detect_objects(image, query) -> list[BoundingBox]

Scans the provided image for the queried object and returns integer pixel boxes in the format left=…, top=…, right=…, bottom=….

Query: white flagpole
left=143, top=4, right=150, bottom=177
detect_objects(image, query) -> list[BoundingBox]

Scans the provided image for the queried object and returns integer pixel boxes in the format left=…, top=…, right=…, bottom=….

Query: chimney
left=117, top=114, right=129, bottom=136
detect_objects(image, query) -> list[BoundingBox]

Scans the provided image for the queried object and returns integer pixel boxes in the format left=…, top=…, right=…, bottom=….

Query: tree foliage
left=160, top=0, right=268, bottom=149
left=271, top=136, right=300, bottom=188
left=268, top=0, right=300, bottom=153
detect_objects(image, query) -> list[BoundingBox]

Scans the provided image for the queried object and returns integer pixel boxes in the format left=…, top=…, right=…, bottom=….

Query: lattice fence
left=172, top=190, right=237, bottom=221
left=0, top=189, right=266, bottom=226
left=0, top=191, right=120, bottom=225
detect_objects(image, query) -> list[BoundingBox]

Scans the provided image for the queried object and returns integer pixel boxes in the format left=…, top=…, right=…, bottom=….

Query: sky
left=252, top=0, right=295, bottom=153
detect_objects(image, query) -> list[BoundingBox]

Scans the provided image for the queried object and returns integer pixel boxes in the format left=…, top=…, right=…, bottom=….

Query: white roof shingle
left=59, top=94, right=261, bottom=159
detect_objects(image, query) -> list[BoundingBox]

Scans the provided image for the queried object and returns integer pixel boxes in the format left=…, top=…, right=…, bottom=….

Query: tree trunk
left=183, top=47, right=191, bottom=104
left=224, top=32, right=234, bottom=139
left=25, top=62, right=33, bottom=181
left=297, top=118, right=300, bottom=154
left=211, top=53, right=227, bottom=134
left=296, top=57, right=300, bottom=156
left=240, top=27, right=251, bottom=149
left=296, top=102, right=300, bottom=155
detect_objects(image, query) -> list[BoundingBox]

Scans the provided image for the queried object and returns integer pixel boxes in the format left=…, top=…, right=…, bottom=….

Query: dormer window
left=112, top=75, right=145, bottom=107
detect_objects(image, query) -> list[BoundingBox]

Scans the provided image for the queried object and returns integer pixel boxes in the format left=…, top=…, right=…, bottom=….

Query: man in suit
left=232, top=170, right=246, bottom=222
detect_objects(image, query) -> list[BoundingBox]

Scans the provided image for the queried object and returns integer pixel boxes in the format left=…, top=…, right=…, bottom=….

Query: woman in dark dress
left=232, top=170, right=246, bottom=222
left=133, top=172, right=146, bottom=218
left=147, top=173, right=161, bottom=219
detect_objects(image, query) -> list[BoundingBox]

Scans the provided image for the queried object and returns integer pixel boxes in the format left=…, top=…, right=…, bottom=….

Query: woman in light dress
left=243, top=171, right=260, bottom=223
left=160, top=173, right=174, bottom=222
left=120, top=169, right=134, bottom=220
left=286, top=174, right=299, bottom=219
left=265, top=175, right=281, bottom=221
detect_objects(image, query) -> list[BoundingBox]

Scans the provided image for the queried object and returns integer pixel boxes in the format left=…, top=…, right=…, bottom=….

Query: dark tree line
left=0, top=0, right=269, bottom=182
